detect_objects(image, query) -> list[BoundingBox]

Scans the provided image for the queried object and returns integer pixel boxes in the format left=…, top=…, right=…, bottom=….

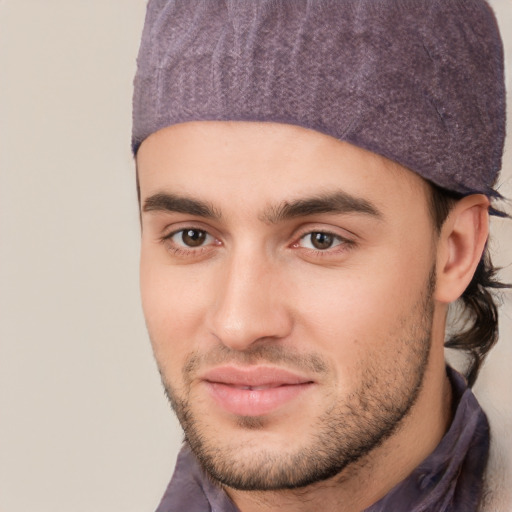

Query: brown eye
left=298, top=231, right=344, bottom=250
left=165, top=228, right=217, bottom=255
left=181, top=229, right=207, bottom=247
left=310, top=232, right=334, bottom=249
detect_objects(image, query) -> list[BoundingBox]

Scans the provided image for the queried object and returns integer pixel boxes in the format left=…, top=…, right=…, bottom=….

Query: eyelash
left=161, top=227, right=219, bottom=257
left=294, top=230, right=355, bottom=256
left=160, top=227, right=355, bottom=258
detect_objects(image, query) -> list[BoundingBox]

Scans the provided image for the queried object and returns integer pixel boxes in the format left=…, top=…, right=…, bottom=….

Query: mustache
left=181, top=343, right=329, bottom=383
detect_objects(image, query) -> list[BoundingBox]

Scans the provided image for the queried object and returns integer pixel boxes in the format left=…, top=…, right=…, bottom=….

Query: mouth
left=200, top=366, right=315, bottom=417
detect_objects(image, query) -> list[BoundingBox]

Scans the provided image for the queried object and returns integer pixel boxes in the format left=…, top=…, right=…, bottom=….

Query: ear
left=434, top=194, right=489, bottom=304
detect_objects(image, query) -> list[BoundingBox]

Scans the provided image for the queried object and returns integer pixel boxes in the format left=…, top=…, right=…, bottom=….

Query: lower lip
left=204, top=381, right=313, bottom=416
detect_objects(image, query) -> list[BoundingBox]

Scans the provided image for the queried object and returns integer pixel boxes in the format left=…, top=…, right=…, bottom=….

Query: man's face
left=137, top=121, right=439, bottom=490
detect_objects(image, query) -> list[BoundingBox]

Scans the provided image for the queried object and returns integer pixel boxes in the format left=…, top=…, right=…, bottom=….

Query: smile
left=200, top=366, right=315, bottom=417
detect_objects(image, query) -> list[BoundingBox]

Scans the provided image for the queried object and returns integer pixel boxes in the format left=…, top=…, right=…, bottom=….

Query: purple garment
left=155, top=368, right=489, bottom=512
left=132, top=0, right=505, bottom=198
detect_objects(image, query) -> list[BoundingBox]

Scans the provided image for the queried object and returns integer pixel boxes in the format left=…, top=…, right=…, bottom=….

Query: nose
left=207, top=253, right=293, bottom=351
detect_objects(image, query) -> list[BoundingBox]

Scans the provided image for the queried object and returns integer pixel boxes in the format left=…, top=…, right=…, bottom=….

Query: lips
left=200, top=366, right=314, bottom=417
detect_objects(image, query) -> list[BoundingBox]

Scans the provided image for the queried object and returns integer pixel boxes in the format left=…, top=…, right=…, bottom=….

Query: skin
left=137, top=121, right=489, bottom=512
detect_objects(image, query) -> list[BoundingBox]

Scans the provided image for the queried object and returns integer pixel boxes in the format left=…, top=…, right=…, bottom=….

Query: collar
left=364, top=367, right=489, bottom=511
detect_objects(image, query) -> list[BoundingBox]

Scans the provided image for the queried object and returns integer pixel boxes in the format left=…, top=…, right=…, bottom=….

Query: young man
left=132, top=1, right=507, bottom=511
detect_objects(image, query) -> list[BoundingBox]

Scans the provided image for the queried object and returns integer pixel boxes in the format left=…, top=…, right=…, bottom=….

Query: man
left=132, top=1, right=507, bottom=511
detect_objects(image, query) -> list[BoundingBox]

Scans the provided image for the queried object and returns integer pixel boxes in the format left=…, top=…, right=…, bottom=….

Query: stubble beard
left=157, top=274, right=435, bottom=491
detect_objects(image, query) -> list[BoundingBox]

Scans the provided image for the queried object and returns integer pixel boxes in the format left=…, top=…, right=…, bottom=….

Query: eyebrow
left=142, top=193, right=222, bottom=219
left=261, top=191, right=382, bottom=224
left=142, top=190, right=382, bottom=223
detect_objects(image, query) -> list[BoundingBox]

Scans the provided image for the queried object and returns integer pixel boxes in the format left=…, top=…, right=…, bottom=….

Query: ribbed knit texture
left=132, top=0, right=506, bottom=197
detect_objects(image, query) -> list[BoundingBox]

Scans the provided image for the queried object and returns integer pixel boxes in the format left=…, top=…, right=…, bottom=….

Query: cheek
left=287, top=247, right=433, bottom=365
left=139, top=251, right=212, bottom=369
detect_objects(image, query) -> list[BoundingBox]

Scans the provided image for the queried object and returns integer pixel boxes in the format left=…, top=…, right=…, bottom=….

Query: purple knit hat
left=132, top=0, right=506, bottom=197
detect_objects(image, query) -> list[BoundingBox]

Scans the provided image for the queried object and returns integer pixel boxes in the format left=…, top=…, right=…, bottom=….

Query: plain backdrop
left=0, top=1, right=511, bottom=511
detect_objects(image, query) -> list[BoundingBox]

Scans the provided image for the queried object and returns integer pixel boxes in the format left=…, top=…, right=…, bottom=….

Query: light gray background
left=0, top=1, right=511, bottom=511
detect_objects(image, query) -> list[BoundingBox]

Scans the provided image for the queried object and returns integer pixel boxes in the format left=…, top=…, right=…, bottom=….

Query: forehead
left=136, top=121, right=431, bottom=220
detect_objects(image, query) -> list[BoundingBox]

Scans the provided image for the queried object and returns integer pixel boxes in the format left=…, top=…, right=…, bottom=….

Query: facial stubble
left=157, top=272, right=435, bottom=491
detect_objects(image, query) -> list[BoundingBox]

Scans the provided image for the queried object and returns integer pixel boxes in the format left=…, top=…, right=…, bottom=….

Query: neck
left=226, top=340, right=452, bottom=512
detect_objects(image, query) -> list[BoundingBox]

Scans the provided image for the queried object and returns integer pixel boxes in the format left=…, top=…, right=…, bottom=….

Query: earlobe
left=434, top=195, right=489, bottom=304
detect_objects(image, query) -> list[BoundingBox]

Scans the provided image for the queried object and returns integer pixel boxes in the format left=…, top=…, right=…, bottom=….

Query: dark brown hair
left=429, top=184, right=509, bottom=387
